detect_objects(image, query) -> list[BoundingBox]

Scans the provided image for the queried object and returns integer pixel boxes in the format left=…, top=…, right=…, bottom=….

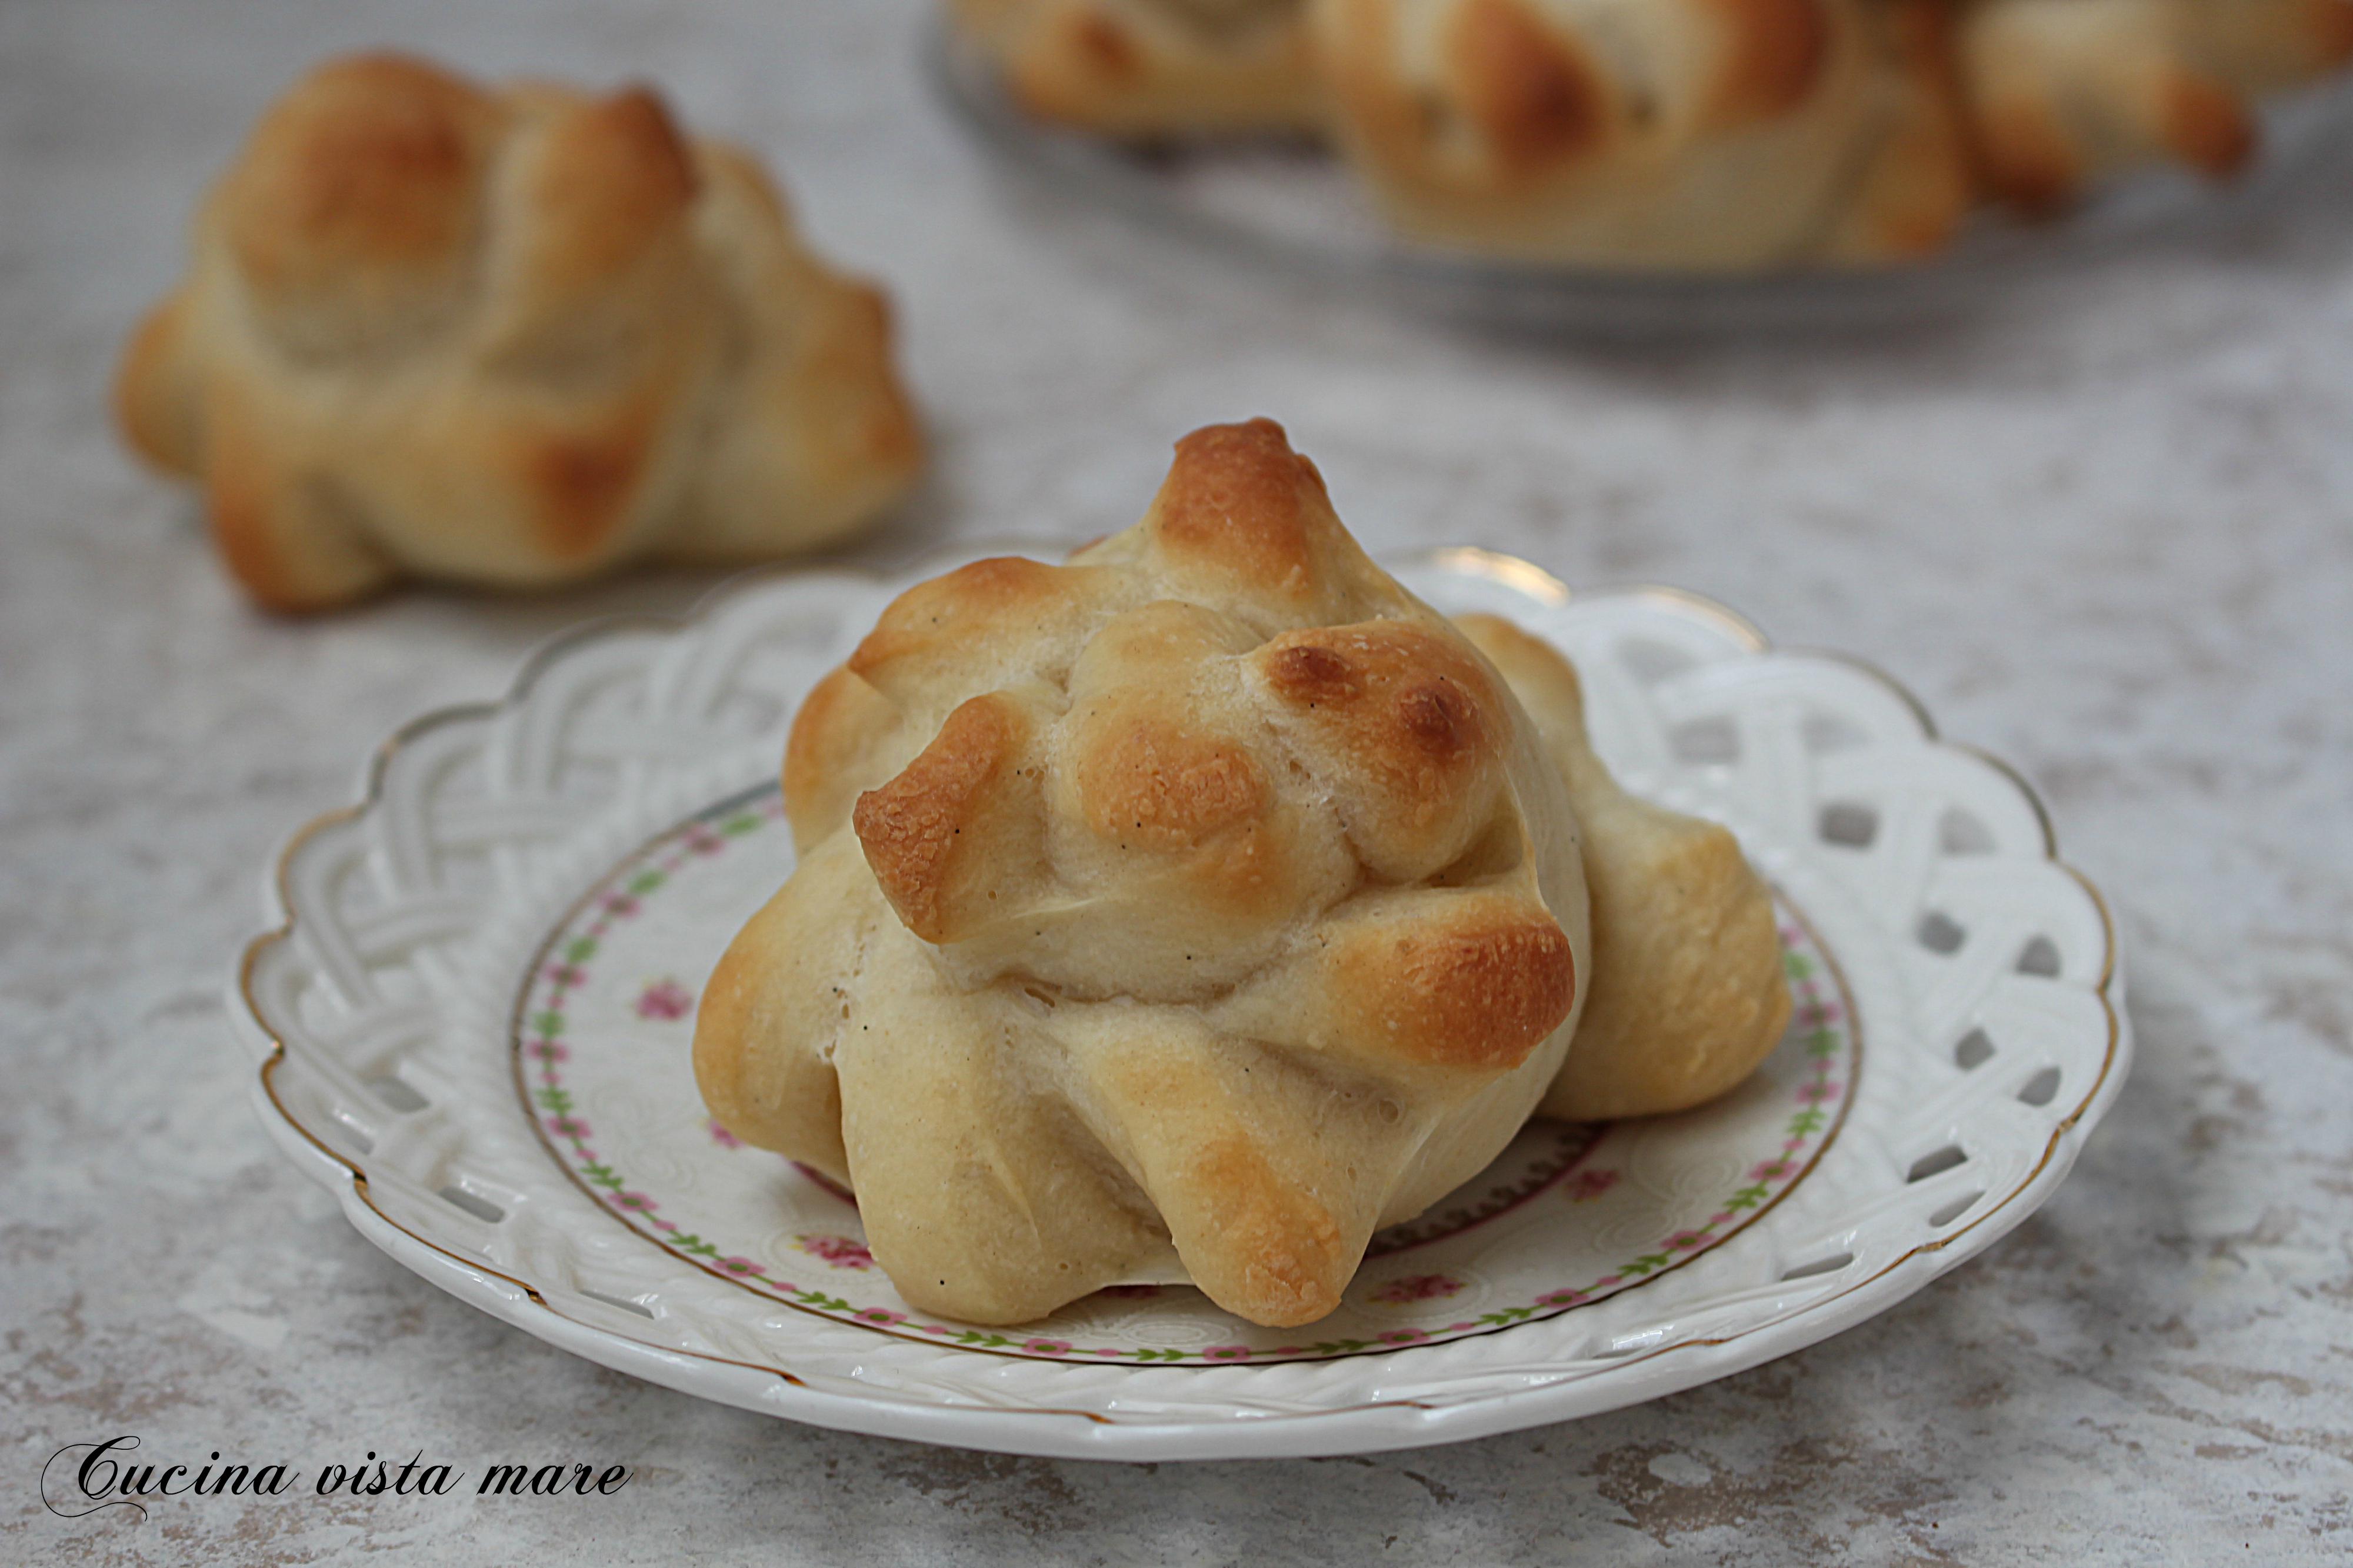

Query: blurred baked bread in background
left=949, top=0, right=1322, bottom=134
left=1957, top=0, right=2353, bottom=214
left=115, top=54, right=923, bottom=611
left=1313, top=0, right=1976, bottom=269
left=950, top=0, right=2353, bottom=269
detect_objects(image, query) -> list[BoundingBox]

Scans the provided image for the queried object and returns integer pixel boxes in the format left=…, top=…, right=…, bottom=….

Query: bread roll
left=115, top=54, right=922, bottom=610
left=951, top=0, right=1322, bottom=134
left=696, top=419, right=1592, bottom=1327
left=1309, top=0, right=1975, bottom=269
left=1958, top=0, right=2353, bottom=214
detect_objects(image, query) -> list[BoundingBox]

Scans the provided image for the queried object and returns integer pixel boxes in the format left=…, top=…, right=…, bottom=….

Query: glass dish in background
left=931, top=22, right=2353, bottom=335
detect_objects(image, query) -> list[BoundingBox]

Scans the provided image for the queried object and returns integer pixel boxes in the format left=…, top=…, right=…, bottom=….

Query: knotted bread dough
left=696, top=418, right=1592, bottom=1328
left=115, top=54, right=922, bottom=610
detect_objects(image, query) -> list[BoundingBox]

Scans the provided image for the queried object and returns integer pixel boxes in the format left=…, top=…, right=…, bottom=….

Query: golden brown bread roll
left=115, top=54, right=922, bottom=611
left=954, top=0, right=2353, bottom=266
left=1958, top=0, right=2353, bottom=213
left=1455, top=613, right=1791, bottom=1120
left=1309, top=0, right=1975, bottom=269
left=695, top=419, right=1592, bottom=1328
left=951, top=0, right=1322, bottom=134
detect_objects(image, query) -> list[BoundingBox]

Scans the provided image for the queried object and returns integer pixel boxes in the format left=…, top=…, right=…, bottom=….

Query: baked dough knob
left=1823, top=0, right=1978, bottom=265
left=699, top=418, right=1594, bottom=1327
left=1454, top=613, right=1792, bottom=1121
left=948, top=0, right=1325, bottom=136
left=1312, top=0, right=1932, bottom=268
left=1955, top=0, right=2269, bottom=215
left=112, top=52, right=921, bottom=612
left=2182, top=0, right=2353, bottom=93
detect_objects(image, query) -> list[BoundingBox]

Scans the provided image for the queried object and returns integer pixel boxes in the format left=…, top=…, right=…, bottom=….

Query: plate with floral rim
left=230, top=545, right=2126, bottom=1460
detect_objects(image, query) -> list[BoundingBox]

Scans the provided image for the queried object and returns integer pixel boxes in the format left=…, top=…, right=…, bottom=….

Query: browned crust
left=1706, top=0, right=1834, bottom=128
left=1972, top=93, right=2084, bottom=216
left=1543, top=823, right=1793, bottom=1120
left=223, top=53, right=494, bottom=299
left=1075, top=720, right=1267, bottom=852
left=849, top=555, right=1077, bottom=682
left=205, top=416, right=306, bottom=612
left=201, top=392, right=395, bottom=614
left=2313, top=0, right=2353, bottom=68
left=852, top=694, right=1027, bottom=942
left=2161, top=71, right=2257, bottom=178
left=1145, top=418, right=1331, bottom=599
left=805, top=280, right=925, bottom=489
left=1180, top=1135, right=1349, bottom=1326
left=1336, top=902, right=1577, bottom=1071
left=118, top=50, right=917, bottom=611
left=515, top=86, right=699, bottom=304
left=966, top=0, right=1324, bottom=138
left=1445, top=0, right=1608, bottom=177
left=783, top=664, right=904, bottom=847
left=522, top=400, right=662, bottom=561
left=1863, top=0, right=1978, bottom=257
left=1458, top=609, right=1794, bottom=1120
left=1070, top=11, right=1144, bottom=84
left=1254, top=620, right=1503, bottom=826
left=1449, top=612, right=1581, bottom=716
left=691, top=896, right=850, bottom=1178
left=112, top=295, right=201, bottom=476
left=1095, top=1052, right=1352, bottom=1327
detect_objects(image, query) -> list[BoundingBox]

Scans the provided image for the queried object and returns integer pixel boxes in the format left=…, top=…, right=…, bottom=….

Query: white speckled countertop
left=7, top=1, right=2353, bottom=1561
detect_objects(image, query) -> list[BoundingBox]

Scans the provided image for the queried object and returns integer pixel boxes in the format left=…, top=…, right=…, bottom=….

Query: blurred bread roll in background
left=1312, top=0, right=1975, bottom=269
left=115, top=54, right=923, bottom=610
left=1958, top=0, right=2353, bottom=213
left=949, top=0, right=2353, bottom=268
left=949, top=0, right=1322, bottom=134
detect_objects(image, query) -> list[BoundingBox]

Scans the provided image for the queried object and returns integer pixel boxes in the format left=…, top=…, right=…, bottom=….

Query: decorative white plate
left=934, top=23, right=2353, bottom=333
left=231, top=547, right=2126, bottom=1460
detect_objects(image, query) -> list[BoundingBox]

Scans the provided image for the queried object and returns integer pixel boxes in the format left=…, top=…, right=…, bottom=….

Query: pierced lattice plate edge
left=227, top=546, right=2129, bottom=1460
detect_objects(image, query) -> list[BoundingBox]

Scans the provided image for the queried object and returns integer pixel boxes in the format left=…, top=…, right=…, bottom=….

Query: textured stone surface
left=5, top=0, right=2353, bottom=1561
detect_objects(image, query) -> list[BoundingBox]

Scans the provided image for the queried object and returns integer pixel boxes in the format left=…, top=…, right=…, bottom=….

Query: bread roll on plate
left=1309, top=0, right=1975, bottom=269
left=697, top=419, right=1594, bottom=1328
left=950, top=0, right=1324, bottom=134
left=1456, top=612, right=1791, bottom=1121
left=1958, top=0, right=2353, bottom=213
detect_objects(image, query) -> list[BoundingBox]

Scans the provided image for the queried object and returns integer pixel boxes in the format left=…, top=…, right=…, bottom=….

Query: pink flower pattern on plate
left=795, top=1234, right=875, bottom=1270
left=1567, top=1168, right=1621, bottom=1203
left=634, top=979, right=694, bottom=1020
left=1370, top=1274, right=1465, bottom=1306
